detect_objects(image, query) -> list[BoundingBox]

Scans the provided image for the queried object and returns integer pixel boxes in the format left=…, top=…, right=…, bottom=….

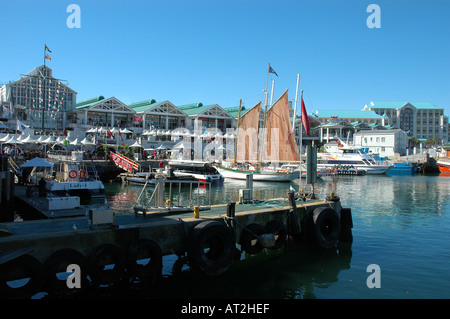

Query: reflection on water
left=95, top=174, right=450, bottom=299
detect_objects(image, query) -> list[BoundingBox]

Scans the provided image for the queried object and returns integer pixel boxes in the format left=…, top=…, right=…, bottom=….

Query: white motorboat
left=167, top=160, right=224, bottom=183
left=317, top=138, right=393, bottom=175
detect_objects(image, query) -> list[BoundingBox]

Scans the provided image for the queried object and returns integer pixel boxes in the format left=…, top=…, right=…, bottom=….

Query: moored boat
left=437, top=159, right=450, bottom=173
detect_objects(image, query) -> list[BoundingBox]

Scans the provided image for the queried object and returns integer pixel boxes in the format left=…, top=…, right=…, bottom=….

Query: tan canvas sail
left=236, top=101, right=261, bottom=162
left=263, top=89, right=300, bottom=162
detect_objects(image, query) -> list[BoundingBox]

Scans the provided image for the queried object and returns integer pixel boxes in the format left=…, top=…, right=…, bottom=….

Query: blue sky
left=1, top=0, right=449, bottom=117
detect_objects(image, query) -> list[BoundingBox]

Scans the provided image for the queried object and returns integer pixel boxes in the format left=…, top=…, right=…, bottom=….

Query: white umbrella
left=20, top=135, right=37, bottom=144
left=130, top=141, right=142, bottom=148
left=110, top=127, right=119, bottom=134
left=174, top=142, right=190, bottom=149
left=0, top=134, right=11, bottom=142
left=81, top=137, right=96, bottom=145
left=156, top=144, right=168, bottom=150
left=34, top=136, right=45, bottom=143
left=5, top=136, right=22, bottom=144
left=20, top=157, right=54, bottom=168
left=42, top=136, right=56, bottom=144
left=70, top=138, right=80, bottom=146
left=217, top=144, right=225, bottom=150
left=142, top=130, right=151, bottom=136
left=86, top=127, right=95, bottom=133
left=120, top=128, right=132, bottom=134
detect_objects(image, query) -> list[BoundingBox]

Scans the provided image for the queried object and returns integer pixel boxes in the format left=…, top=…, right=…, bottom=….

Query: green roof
left=178, top=103, right=203, bottom=110
left=128, top=99, right=157, bottom=109
left=76, top=96, right=105, bottom=109
left=313, top=110, right=383, bottom=119
left=180, top=104, right=216, bottom=116
left=368, top=101, right=441, bottom=110
left=131, top=101, right=168, bottom=113
left=225, top=106, right=249, bottom=119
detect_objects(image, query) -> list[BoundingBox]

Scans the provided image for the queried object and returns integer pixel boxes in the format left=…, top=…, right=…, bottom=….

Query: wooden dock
left=0, top=189, right=353, bottom=298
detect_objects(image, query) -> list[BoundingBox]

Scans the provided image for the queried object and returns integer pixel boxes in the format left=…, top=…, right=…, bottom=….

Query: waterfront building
left=363, top=101, right=448, bottom=143
left=128, top=99, right=187, bottom=130
left=0, top=65, right=77, bottom=131
left=353, top=129, right=408, bottom=157
left=178, top=103, right=235, bottom=133
left=312, top=109, right=386, bottom=143
left=68, top=96, right=136, bottom=131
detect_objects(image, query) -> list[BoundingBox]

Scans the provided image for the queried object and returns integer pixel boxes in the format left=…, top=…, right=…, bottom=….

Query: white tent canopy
left=20, top=157, right=54, bottom=168
left=130, top=141, right=142, bottom=148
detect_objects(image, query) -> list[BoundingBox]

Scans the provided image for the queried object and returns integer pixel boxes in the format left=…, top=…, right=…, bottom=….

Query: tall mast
left=260, top=63, right=271, bottom=165
left=233, top=98, right=242, bottom=166
left=292, top=74, right=300, bottom=129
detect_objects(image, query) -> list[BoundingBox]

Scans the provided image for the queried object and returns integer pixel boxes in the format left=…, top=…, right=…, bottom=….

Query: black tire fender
left=312, top=207, right=340, bottom=249
left=44, top=248, right=88, bottom=294
left=265, top=220, right=287, bottom=250
left=87, top=243, right=126, bottom=285
left=239, top=223, right=266, bottom=255
left=187, top=220, right=235, bottom=276
left=0, top=254, right=44, bottom=298
left=127, top=238, right=163, bottom=283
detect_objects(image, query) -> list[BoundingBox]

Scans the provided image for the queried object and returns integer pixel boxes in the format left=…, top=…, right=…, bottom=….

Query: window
left=381, top=137, right=386, bottom=143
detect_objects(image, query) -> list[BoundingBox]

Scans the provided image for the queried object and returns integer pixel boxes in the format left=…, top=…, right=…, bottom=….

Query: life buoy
left=44, top=248, right=88, bottom=294
left=311, top=207, right=340, bottom=249
left=68, top=169, right=77, bottom=179
left=87, top=243, right=126, bottom=285
left=187, top=220, right=235, bottom=276
left=79, top=169, right=87, bottom=179
left=265, top=220, right=287, bottom=250
left=239, top=223, right=266, bottom=255
left=0, top=254, right=44, bottom=298
left=127, top=239, right=162, bottom=284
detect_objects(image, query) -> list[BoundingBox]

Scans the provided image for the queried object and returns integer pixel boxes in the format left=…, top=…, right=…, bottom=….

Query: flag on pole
left=269, top=65, right=278, bottom=77
left=118, top=129, right=123, bottom=142
left=45, top=45, right=52, bottom=52
left=45, top=54, right=51, bottom=61
left=301, top=95, right=311, bottom=137
left=106, top=127, right=115, bottom=139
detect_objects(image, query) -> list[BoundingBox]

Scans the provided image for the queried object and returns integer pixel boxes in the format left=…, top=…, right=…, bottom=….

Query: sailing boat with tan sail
left=217, top=89, right=301, bottom=182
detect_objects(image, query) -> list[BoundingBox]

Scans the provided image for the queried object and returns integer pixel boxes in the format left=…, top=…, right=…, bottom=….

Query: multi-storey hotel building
left=363, top=101, right=448, bottom=142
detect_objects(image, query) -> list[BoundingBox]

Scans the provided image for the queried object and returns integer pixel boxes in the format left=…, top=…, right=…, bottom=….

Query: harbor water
left=95, top=173, right=450, bottom=299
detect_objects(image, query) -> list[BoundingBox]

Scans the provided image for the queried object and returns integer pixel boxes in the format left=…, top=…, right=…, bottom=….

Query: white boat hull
left=216, top=166, right=298, bottom=182
left=46, top=180, right=105, bottom=197
left=317, top=163, right=391, bottom=175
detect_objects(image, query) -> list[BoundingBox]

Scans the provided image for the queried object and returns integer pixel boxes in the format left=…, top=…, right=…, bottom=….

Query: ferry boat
left=318, top=138, right=393, bottom=175
left=25, top=158, right=105, bottom=198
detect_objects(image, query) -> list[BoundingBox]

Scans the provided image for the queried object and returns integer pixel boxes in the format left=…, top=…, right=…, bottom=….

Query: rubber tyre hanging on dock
left=127, top=238, right=163, bottom=284
left=339, top=208, right=353, bottom=243
left=311, top=207, right=340, bottom=249
left=87, top=243, right=126, bottom=285
left=0, top=254, right=44, bottom=298
left=44, top=248, right=88, bottom=295
left=239, top=223, right=266, bottom=255
left=265, top=220, right=287, bottom=250
left=187, top=220, right=235, bottom=276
